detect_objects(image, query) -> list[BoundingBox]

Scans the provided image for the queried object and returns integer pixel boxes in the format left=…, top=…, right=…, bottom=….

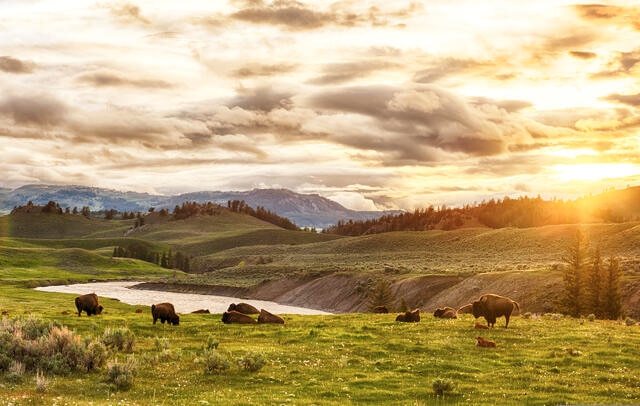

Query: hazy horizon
left=2, top=1, right=640, bottom=211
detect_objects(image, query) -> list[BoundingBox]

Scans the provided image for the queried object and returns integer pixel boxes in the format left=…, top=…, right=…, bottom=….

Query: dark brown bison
left=457, top=303, right=473, bottom=314
left=476, top=336, right=497, bottom=348
left=395, top=308, right=421, bottom=322
left=190, top=309, right=210, bottom=314
left=151, top=302, right=180, bottom=325
left=372, top=305, right=389, bottom=313
left=257, top=309, right=285, bottom=324
left=227, top=303, right=259, bottom=314
left=75, top=293, right=103, bottom=317
left=221, top=310, right=257, bottom=324
left=472, top=294, right=520, bottom=328
left=433, top=307, right=458, bottom=319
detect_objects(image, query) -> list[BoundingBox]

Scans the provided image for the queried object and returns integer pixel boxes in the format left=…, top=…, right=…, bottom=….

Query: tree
left=365, top=279, right=396, bottom=312
left=602, top=255, right=622, bottom=320
left=585, top=245, right=603, bottom=317
left=560, top=229, right=589, bottom=317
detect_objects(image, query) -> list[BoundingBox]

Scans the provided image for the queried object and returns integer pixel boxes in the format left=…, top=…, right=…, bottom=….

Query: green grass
left=1, top=286, right=639, bottom=405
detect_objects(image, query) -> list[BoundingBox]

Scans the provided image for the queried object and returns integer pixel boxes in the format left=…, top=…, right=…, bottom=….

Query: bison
left=191, top=309, right=210, bottom=314
left=372, top=305, right=389, bottom=313
left=471, top=294, right=520, bottom=328
left=75, top=293, right=103, bottom=317
left=151, top=302, right=180, bottom=325
left=227, top=303, right=259, bottom=314
left=474, top=322, right=490, bottom=329
left=476, top=336, right=497, bottom=348
left=457, top=303, right=473, bottom=314
left=433, top=306, right=458, bottom=319
left=221, top=310, right=257, bottom=324
left=257, top=309, right=285, bottom=324
left=395, top=308, right=421, bottom=322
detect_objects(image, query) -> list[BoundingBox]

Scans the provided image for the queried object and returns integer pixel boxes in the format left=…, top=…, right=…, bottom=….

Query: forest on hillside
left=323, top=193, right=636, bottom=236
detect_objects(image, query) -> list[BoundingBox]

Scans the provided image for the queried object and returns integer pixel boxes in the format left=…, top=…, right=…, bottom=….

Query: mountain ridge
left=0, top=184, right=400, bottom=228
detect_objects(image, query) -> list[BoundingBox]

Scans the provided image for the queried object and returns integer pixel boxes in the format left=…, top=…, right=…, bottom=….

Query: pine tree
left=602, top=255, right=622, bottom=320
left=561, top=229, right=589, bottom=317
left=585, top=245, right=603, bottom=317
left=365, top=279, right=395, bottom=311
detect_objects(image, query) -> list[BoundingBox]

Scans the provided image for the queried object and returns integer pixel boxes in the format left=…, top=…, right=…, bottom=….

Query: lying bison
left=395, top=308, right=421, bottom=322
left=457, top=303, right=473, bottom=314
left=222, top=310, right=257, bottom=324
left=257, top=309, right=285, bottom=324
left=151, top=302, right=180, bottom=325
left=433, top=306, right=458, bottom=319
left=227, top=303, right=259, bottom=314
left=191, top=309, right=210, bottom=314
left=472, top=293, right=520, bottom=328
left=75, top=293, right=103, bottom=317
left=372, top=305, right=389, bottom=313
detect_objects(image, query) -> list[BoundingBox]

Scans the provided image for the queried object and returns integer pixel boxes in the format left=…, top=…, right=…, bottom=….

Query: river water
left=35, top=281, right=330, bottom=315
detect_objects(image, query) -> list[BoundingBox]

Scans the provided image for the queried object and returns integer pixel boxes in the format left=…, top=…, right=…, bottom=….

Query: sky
left=2, top=0, right=640, bottom=211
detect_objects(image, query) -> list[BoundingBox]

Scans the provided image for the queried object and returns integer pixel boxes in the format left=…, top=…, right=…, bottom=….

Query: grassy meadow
left=1, top=281, right=639, bottom=405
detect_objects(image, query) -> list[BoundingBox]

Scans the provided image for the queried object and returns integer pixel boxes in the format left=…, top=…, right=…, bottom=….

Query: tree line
left=112, top=243, right=190, bottom=272
left=323, top=195, right=627, bottom=236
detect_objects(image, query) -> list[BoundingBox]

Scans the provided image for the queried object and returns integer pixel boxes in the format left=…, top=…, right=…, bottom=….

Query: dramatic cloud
left=0, top=56, right=35, bottom=74
left=603, top=93, right=640, bottom=107
left=0, top=94, right=68, bottom=126
left=77, top=71, right=172, bottom=88
left=108, top=2, right=151, bottom=25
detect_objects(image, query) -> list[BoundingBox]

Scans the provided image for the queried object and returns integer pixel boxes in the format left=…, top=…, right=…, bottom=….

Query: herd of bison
left=74, top=292, right=521, bottom=348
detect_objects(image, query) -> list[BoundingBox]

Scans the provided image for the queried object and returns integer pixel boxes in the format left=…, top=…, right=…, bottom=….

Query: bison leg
left=153, top=317, right=157, bottom=325
left=504, top=314, right=510, bottom=328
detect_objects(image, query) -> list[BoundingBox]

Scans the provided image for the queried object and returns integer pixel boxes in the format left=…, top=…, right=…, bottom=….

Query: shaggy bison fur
left=395, top=308, right=421, bottom=322
left=457, top=303, right=473, bottom=314
left=433, top=307, right=458, bottom=319
left=191, top=309, right=210, bottom=314
left=257, top=309, right=285, bottom=324
left=372, top=305, right=389, bottom=313
left=151, top=302, right=180, bottom=325
left=227, top=302, right=259, bottom=314
left=472, top=293, right=521, bottom=328
left=75, top=293, right=103, bottom=317
left=222, top=310, right=257, bottom=324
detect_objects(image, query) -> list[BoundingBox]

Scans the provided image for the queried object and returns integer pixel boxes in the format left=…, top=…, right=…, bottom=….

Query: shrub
left=83, top=340, right=108, bottom=371
left=432, top=378, right=454, bottom=397
left=625, top=317, right=636, bottom=326
left=587, top=314, right=596, bottom=322
left=523, top=312, right=532, bottom=319
left=5, top=361, right=25, bottom=383
left=106, top=356, right=137, bottom=391
left=204, top=335, right=219, bottom=351
left=201, top=349, right=230, bottom=374
left=35, top=369, right=49, bottom=393
left=154, top=336, right=170, bottom=352
left=237, top=351, right=266, bottom=372
left=102, top=327, right=135, bottom=352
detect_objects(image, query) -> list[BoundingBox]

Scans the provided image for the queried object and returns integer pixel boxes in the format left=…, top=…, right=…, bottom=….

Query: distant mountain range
left=0, top=184, right=401, bottom=229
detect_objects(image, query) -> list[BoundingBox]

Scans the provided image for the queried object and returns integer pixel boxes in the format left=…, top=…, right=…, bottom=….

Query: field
left=1, top=280, right=639, bottom=405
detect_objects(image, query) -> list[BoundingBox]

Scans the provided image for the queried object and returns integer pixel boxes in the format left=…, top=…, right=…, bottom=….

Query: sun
left=551, top=163, right=640, bottom=182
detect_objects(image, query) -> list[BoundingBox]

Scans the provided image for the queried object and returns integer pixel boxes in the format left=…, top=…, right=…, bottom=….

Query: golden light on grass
left=551, top=163, right=640, bottom=182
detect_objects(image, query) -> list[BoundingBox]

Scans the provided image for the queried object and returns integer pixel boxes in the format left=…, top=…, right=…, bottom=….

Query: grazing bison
left=257, top=309, right=285, bottom=324
left=75, top=293, right=103, bottom=317
left=395, top=308, right=421, bottom=322
left=191, top=309, right=210, bottom=314
left=222, top=310, right=257, bottom=324
left=457, top=303, right=473, bottom=314
left=372, top=305, right=389, bottom=313
left=227, top=303, right=259, bottom=314
left=476, top=336, right=497, bottom=348
left=433, top=307, right=458, bottom=319
left=472, top=294, right=520, bottom=328
left=151, top=302, right=180, bottom=325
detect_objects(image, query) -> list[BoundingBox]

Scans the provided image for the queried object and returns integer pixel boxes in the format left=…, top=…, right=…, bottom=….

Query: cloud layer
left=1, top=0, right=640, bottom=209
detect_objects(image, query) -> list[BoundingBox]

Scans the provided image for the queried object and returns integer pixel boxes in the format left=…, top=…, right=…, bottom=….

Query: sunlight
left=551, top=163, right=640, bottom=182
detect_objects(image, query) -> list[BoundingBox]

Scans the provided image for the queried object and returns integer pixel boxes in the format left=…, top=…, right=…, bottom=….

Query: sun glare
left=551, top=163, right=640, bottom=182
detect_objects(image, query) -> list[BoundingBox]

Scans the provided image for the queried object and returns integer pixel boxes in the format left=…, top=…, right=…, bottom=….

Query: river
left=35, top=281, right=330, bottom=315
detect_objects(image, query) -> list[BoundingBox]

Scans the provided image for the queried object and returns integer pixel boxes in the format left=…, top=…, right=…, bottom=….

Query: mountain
left=0, top=184, right=400, bottom=229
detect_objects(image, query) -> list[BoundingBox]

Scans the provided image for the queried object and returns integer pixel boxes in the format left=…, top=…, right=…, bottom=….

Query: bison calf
left=476, top=336, right=497, bottom=348
left=433, top=306, right=458, bottom=319
left=75, top=293, right=103, bottom=317
left=151, top=302, right=180, bottom=325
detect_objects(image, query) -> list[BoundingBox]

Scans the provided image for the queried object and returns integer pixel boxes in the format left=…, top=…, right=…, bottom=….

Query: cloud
left=309, top=60, right=400, bottom=85
left=0, top=56, right=35, bottom=74
left=232, top=63, right=297, bottom=78
left=108, top=2, right=151, bottom=25
left=413, top=58, right=494, bottom=83
left=592, top=49, right=640, bottom=78
left=573, top=4, right=640, bottom=31
left=77, top=71, right=172, bottom=88
left=603, top=93, right=640, bottom=107
left=569, top=50, right=597, bottom=59
left=0, top=94, right=68, bottom=126
left=228, top=86, right=293, bottom=112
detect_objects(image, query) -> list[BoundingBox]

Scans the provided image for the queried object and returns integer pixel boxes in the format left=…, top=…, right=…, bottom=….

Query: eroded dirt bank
left=135, top=270, right=579, bottom=315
